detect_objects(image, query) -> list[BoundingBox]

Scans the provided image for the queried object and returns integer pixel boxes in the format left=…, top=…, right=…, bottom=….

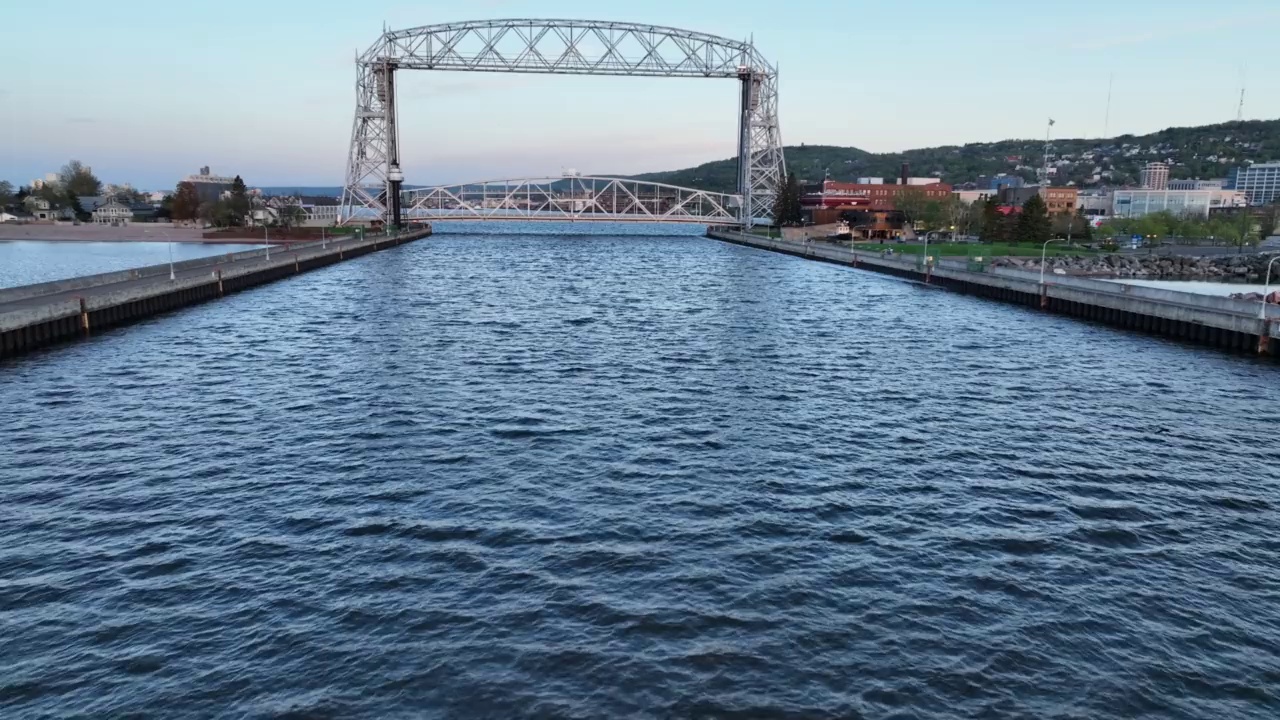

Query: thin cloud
left=66, top=117, right=96, bottom=125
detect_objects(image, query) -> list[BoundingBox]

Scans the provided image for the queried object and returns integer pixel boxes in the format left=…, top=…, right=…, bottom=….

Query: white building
left=1140, top=161, right=1169, bottom=190
left=1078, top=190, right=1113, bottom=217
left=183, top=166, right=238, bottom=204
left=92, top=200, right=133, bottom=225
left=1112, top=188, right=1247, bottom=218
left=23, top=196, right=55, bottom=221
left=1167, top=178, right=1225, bottom=191
left=1231, top=161, right=1280, bottom=206
left=30, top=173, right=60, bottom=190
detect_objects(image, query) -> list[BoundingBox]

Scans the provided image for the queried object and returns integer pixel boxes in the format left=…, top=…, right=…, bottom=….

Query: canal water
left=0, top=241, right=264, bottom=289
left=3, top=233, right=1279, bottom=718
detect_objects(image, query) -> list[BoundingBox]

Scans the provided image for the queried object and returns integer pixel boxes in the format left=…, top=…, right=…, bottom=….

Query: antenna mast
left=1236, top=66, right=1246, bottom=121
left=1103, top=72, right=1114, bottom=139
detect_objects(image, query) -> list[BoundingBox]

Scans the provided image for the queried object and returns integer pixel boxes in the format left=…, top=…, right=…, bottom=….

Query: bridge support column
left=380, top=59, right=403, bottom=230
left=737, top=68, right=754, bottom=228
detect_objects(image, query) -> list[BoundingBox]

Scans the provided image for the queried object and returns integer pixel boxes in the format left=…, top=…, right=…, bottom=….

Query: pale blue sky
left=2, top=0, right=1277, bottom=190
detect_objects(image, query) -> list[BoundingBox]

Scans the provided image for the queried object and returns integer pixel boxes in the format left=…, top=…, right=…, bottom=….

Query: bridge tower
left=341, top=20, right=785, bottom=228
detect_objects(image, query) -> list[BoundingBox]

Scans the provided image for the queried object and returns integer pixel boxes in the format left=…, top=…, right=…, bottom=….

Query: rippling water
left=3, top=233, right=1279, bottom=719
left=0, top=241, right=263, bottom=289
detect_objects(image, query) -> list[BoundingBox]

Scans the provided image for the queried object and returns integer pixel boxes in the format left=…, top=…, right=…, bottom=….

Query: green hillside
left=630, top=119, right=1280, bottom=193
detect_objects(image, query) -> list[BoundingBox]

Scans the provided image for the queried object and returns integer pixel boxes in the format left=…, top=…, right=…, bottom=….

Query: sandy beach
left=0, top=223, right=216, bottom=243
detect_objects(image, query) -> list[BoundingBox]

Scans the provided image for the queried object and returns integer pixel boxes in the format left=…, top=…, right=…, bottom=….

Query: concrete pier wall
left=0, top=227, right=431, bottom=360
left=709, top=228, right=1279, bottom=356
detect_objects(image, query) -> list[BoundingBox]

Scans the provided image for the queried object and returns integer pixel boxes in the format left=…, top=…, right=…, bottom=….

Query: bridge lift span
left=340, top=19, right=785, bottom=228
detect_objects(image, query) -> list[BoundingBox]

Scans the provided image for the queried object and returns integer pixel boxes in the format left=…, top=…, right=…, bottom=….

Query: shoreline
left=0, top=237, right=268, bottom=245
left=0, top=224, right=298, bottom=245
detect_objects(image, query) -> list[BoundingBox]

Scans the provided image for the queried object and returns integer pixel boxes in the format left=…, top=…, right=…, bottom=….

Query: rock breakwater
left=993, top=252, right=1279, bottom=280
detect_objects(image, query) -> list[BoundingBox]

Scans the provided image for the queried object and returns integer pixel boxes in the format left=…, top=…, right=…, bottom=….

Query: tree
left=1074, top=208, right=1093, bottom=241
left=1016, top=194, right=1051, bottom=244
left=892, top=187, right=929, bottom=235
left=66, top=192, right=90, bottom=222
left=171, top=181, right=201, bottom=223
left=276, top=202, right=306, bottom=230
left=154, top=194, right=174, bottom=221
left=35, top=183, right=64, bottom=207
left=771, top=171, right=804, bottom=226
left=1260, top=202, right=1280, bottom=241
left=228, top=176, right=250, bottom=226
left=981, top=196, right=1003, bottom=242
left=0, top=180, right=13, bottom=207
left=58, top=160, right=102, bottom=197
left=110, top=186, right=145, bottom=204
left=941, top=194, right=968, bottom=238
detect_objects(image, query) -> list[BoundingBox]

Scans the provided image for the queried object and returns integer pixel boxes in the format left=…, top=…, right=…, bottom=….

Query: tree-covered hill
left=629, top=119, right=1280, bottom=193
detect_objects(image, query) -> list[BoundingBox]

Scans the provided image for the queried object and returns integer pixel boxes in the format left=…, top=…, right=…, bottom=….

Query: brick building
left=801, top=179, right=953, bottom=212
left=998, top=185, right=1078, bottom=215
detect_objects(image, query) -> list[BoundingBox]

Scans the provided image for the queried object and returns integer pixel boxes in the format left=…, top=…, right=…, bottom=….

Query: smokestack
left=900, top=162, right=909, bottom=186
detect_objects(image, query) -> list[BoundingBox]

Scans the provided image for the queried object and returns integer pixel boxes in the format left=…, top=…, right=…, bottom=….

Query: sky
left=2, top=0, right=1278, bottom=190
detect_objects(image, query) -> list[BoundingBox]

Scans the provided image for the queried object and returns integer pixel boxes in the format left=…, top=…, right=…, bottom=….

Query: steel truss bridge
left=341, top=19, right=785, bottom=228
left=403, top=176, right=739, bottom=224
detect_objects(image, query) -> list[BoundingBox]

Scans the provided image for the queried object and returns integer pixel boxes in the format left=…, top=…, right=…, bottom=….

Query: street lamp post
left=146, top=228, right=176, bottom=281
left=264, top=225, right=270, bottom=261
left=1040, top=239, right=1064, bottom=286
left=1261, top=255, right=1280, bottom=320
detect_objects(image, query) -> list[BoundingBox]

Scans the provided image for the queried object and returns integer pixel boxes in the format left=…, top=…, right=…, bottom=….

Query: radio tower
left=1236, top=66, right=1246, bottom=122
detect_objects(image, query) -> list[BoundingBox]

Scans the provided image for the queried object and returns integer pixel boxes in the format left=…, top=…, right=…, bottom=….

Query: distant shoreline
left=0, top=237, right=259, bottom=245
left=0, top=224, right=262, bottom=244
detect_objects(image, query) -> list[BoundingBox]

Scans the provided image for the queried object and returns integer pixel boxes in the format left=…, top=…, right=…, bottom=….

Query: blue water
left=2, top=233, right=1279, bottom=718
left=0, top=241, right=263, bottom=289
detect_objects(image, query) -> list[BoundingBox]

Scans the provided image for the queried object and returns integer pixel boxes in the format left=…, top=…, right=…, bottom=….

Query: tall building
left=1230, top=162, right=1280, bottom=206
left=1112, top=188, right=1247, bottom=218
left=182, top=166, right=237, bottom=204
left=1140, top=162, right=1169, bottom=190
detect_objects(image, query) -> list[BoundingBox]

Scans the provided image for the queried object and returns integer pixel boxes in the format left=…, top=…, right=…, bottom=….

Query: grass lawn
left=850, top=242, right=1098, bottom=257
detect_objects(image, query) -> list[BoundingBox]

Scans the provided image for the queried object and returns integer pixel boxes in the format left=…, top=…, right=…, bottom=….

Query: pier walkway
left=709, top=228, right=1280, bottom=356
left=1, top=226, right=431, bottom=359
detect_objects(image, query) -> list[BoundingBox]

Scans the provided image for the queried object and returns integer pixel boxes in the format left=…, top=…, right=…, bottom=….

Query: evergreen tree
left=771, top=171, right=804, bottom=227
left=980, top=196, right=1002, bottom=241
left=228, top=176, right=250, bottom=226
left=1074, top=208, right=1093, bottom=241
left=66, top=191, right=89, bottom=222
left=0, top=180, right=13, bottom=207
left=1017, top=194, right=1051, bottom=244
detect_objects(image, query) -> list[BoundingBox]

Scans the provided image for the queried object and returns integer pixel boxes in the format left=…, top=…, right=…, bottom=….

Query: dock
left=709, top=228, right=1280, bottom=357
left=0, top=226, right=431, bottom=360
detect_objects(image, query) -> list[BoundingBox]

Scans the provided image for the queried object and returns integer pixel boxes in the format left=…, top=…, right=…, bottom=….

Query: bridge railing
left=404, top=176, right=743, bottom=225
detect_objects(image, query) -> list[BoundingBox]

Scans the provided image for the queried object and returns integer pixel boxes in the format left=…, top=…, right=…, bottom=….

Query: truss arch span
left=341, top=19, right=784, bottom=227
left=404, top=175, right=741, bottom=224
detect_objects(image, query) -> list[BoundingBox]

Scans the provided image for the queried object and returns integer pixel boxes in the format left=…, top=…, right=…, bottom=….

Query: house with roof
left=23, top=196, right=57, bottom=221
left=93, top=199, right=134, bottom=225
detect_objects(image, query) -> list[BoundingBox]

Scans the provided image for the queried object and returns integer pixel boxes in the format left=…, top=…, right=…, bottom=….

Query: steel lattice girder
left=341, top=19, right=785, bottom=227
left=402, top=176, right=740, bottom=224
